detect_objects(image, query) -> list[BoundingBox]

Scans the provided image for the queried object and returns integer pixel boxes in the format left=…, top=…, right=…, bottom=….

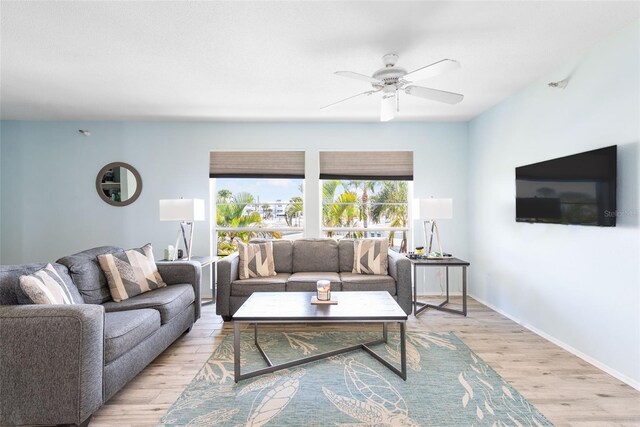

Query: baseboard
left=469, top=293, right=640, bottom=391
left=416, top=292, right=464, bottom=297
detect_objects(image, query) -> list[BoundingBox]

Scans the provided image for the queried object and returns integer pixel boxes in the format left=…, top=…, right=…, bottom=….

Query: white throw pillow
left=352, top=238, right=389, bottom=275
left=19, top=264, right=77, bottom=304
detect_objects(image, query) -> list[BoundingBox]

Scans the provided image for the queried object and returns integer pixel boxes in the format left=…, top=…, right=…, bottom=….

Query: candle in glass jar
left=316, top=279, right=331, bottom=301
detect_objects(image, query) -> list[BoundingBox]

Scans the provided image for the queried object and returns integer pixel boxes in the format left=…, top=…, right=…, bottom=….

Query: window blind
left=209, top=151, right=305, bottom=178
left=319, top=151, right=413, bottom=180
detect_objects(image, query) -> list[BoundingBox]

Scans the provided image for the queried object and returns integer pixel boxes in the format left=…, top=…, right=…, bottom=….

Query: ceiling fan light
left=380, top=94, right=395, bottom=122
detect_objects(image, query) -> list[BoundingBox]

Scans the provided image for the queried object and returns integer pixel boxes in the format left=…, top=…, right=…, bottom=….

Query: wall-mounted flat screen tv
left=516, top=145, right=617, bottom=226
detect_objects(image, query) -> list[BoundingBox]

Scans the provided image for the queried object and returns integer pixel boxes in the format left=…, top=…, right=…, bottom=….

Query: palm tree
left=285, top=196, right=303, bottom=227
left=371, top=181, right=408, bottom=252
left=322, top=180, right=341, bottom=205
left=346, top=180, right=377, bottom=236
left=216, top=190, right=286, bottom=255
left=322, top=180, right=342, bottom=232
left=217, top=189, right=233, bottom=203
left=216, top=191, right=263, bottom=255
left=261, top=203, right=273, bottom=220
left=325, top=191, right=361, bottom=238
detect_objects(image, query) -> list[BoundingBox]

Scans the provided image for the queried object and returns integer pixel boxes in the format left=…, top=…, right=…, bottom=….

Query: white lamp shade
left=416, top=198, right=453, bottom=220
left=159, top=199, right=205, bottom=221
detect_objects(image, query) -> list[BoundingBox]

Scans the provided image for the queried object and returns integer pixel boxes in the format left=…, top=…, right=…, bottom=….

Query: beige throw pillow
left=353, top=238, right=389, bottom=275
left=19, top=263, right=76, bottom=304
left=98, top=243, right=166, bottom=302
left=238, top=241, right=277, bottom=280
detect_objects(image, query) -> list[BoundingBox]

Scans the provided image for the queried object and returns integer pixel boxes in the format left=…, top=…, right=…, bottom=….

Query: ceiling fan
left=321, top=53, right=464, bottom=121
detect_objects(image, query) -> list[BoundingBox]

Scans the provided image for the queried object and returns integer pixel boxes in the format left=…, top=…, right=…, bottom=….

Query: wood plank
left=90, top=297, right=640, bottom=427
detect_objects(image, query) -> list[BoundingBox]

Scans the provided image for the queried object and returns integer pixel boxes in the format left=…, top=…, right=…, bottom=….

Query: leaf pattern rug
left=159, top=331, right=553, bottom=426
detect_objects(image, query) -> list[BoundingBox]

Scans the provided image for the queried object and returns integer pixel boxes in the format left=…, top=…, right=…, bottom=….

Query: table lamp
left=415, top=198, right=453, bottom=258
left=159, top=199, right=205, bottom=261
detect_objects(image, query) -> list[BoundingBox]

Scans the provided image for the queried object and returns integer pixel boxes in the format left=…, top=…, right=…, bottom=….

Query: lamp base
left=423, top=220, right=444, bottom=257
left=172, top=221, right=195, bottom=261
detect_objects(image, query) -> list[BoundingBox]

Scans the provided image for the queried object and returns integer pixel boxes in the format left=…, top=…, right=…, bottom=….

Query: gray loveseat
left=0, top=246, right=201, bottom=426
left=216, top=238, right=411, bottom=320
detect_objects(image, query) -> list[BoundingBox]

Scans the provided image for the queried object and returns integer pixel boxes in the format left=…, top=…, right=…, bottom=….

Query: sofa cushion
left=353, top=238, right=389, bottom=275
left=250, top=239, right=293, bottom=273
left=102, top=284, right=194, bottom=324
left=238, top=241, right=277, bottom=279
left=338, top=239, right=355, bottom=273
left=339, top=273, right=396, bottom=295
left=286, top=272, right=341, bottom=291
left=104, top=309, right=160, bottom=363
left=19, top=264, right=79, bottom=305
left=340, top=273, right=396, bottom=295
left=292, top=239, right=339, bottom=272
left=231, top=273, right=289, bottom=296
left=98, top=244, right=166, bottom=302
left=57, top=246, right=123, bottom=304
left=1, top=263, right=83, bottom=305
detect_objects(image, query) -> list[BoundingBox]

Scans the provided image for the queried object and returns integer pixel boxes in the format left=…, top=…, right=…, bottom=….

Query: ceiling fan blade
left=320, top=89, right=380, bottom=110
left=404, top=85, right=464, bottom=104
left=380, top=93, right=396, bottom=122
left=335, top=71, right=382, bottom=84
left=404, top=59, right=460, bottom=83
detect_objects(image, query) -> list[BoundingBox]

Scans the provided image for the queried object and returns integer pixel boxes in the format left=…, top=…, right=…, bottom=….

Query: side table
left=409, top=257, right=470, bottom=316
left=158, top=255, right=218, bottom=306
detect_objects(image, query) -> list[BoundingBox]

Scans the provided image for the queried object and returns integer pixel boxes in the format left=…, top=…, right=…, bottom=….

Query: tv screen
left=516, top=145, right=617, bottom=226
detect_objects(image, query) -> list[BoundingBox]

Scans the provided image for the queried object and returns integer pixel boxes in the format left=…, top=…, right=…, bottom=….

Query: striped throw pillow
left=98, top=243, right=166, bottom=302
left=238, top=241, right=277, bottom=280
left=19, top=264, right=77, bottom=304
left=352, top=238, right=389, bottom=275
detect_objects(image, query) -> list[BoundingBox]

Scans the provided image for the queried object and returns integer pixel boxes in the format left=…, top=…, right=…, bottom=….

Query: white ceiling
left=1, top=1, right=638, bottom=122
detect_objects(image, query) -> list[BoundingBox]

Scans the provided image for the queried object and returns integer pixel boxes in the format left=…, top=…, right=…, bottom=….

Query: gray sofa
left=216, top=238, right=412, bottom=320
left=0, top=246, right=201, bottom=426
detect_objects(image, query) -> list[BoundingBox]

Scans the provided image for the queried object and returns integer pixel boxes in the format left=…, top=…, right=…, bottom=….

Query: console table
left=409, top=257, right=470, bottom=316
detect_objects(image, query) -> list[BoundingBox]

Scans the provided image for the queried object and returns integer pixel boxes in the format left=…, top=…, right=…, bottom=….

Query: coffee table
left=232, top=291, right=407, bottom=383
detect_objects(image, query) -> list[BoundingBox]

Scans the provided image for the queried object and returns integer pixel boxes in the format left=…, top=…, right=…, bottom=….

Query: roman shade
left=209, top=151, right=305, bottom=178
left=319, top=151, right=413, bottom=180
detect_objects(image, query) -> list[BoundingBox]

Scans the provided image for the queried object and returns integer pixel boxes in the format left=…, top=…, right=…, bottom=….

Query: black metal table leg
left=411, top=258, right=470, bottom=317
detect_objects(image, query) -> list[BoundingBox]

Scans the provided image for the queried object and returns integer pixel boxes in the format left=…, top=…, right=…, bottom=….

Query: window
left=321, top=180, right=409, bottom=252
left=215, top=178, right=304, bottom=255
left=319, top=151, right=412, bottom=252
left=210, top=151, right=304, bottom=256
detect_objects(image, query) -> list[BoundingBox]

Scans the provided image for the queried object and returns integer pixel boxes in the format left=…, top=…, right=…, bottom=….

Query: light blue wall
left=468, top=21, right=640, bottom=387
left=0, top=121, right=470, bottom=295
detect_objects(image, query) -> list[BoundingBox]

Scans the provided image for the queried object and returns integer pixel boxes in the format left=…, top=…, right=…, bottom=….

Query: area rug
left=159, top=331, right=553, bottom=426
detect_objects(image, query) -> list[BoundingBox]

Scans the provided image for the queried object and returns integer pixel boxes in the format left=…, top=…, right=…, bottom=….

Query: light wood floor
left=90, top=297, right=640, bottom=427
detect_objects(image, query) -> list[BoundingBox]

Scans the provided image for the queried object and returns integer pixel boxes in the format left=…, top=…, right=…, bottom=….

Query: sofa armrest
left=215, top=252, right=239, bottom=317
left=157, top=261, right=202, bottom=320
left=0, top=304, right=104, bottom=426
left=388, top=250, right=412, bottom=315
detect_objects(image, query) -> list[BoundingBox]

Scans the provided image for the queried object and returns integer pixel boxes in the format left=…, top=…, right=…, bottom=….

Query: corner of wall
left=465, top=20, right=640, bottom=387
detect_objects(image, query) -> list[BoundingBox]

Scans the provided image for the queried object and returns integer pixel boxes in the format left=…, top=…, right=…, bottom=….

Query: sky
left=214, top=178, right=303, bottom=203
